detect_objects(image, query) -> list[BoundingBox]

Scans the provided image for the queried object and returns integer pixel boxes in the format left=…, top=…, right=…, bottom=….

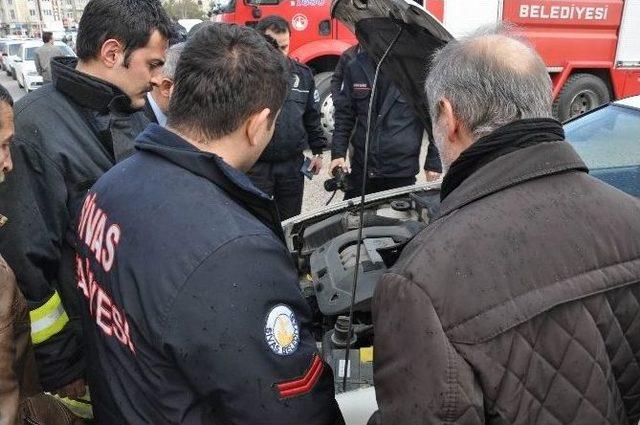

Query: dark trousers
left=344, top=171, right=416, bottom=200
left=248, top=154, right=305, bottom=221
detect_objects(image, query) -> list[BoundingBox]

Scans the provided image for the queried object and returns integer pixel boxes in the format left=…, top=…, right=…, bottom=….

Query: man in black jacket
left=248, top=15, right=326, bottom=220
left=75, top=23, right=342, bottom=424
left=0, top=0, right=171, bottom=413
left=331, top=50, right=441, bottom=199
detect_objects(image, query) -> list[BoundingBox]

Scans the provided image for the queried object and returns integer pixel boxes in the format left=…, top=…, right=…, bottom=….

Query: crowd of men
left=1, top=0, right=640, bottom=424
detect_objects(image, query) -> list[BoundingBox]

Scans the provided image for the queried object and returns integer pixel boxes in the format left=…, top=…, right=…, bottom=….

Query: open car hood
left=331, top=0, right=453, bottom=137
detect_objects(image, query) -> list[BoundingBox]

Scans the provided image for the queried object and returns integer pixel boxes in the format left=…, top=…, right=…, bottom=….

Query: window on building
left=29, top=9, right=35, bottom=15
left=7, top=0, right=12, bottom=5
left=10, top=10, right=15, bottom=19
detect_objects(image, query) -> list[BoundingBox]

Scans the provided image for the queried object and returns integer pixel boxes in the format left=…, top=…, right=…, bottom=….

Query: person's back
left=34, top=34, right=61, bottom=83
left=75, top=23, right=342, bottom=424
left=372, top=27, right=640, bottom=425
left=375, top=153, right=640, bottom=423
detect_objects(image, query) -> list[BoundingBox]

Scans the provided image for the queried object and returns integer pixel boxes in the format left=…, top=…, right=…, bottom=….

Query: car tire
left=315, top=71, right=334, bottom=148
left=553, top=73, right=610, bottom=122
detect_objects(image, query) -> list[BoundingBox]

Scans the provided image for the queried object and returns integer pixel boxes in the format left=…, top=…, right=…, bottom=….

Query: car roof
left=614, top=95, right=640, bottom=110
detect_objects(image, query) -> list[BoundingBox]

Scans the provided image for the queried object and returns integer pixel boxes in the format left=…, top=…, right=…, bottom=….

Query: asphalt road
left=0, top=70, right=25, bottom=102
left=0, top=71, right=432, bottom=214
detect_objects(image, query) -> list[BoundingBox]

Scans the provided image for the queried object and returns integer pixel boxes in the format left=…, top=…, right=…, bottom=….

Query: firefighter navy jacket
left=75, top=124, right=341, bottom=424
left=0, top=56, right=149, bottom=391
left=258, top=58, right=326, bottom=163
left=331, top=51, right=442, bottom=175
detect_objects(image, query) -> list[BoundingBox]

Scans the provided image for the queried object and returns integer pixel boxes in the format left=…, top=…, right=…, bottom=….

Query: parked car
left=3, top=40, right=25, bottom=78
left=15, top=40, right=76, bottom=92
left=564, top=95, right=640, bottom=198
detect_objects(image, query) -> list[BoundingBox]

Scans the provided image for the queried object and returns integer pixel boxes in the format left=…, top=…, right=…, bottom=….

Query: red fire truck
left=212, top=0, right=640, bottom=135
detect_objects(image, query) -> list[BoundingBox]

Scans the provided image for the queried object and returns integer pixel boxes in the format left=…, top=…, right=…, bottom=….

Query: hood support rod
left=342, top=23, right=404, bottom=392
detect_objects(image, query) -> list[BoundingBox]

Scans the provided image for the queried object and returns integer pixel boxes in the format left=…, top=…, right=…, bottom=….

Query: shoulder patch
left=265, top=304, right=300, bottom=356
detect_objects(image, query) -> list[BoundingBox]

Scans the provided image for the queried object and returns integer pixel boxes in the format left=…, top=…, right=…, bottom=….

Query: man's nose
left=150, top=70, right=164, bottom=88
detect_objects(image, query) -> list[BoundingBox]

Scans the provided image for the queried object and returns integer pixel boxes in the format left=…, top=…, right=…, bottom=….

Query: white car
left=3, top=40, right=26, bottom=78
left=15, top=40, right=76, bottom=92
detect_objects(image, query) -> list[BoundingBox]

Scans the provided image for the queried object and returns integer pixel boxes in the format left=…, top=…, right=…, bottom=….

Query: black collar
left=135, top=125, right=285, bottom=241
left=441, top=118, right=566, bottom=201
left=51, top=57, right=138, bottom=114
left=439, top=140, right=588, bottom=217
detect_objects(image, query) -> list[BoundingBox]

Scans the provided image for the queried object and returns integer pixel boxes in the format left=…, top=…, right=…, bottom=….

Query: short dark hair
left=76, top=0, right=172, bottom=63
left=262, top=33, right=280, bottom=50
left=255, top=15, right=290, bottom=34
left=167, top=23, right=289, bottom=141
left=42, top=31, right=53, bottom=43
left=0, top=84, right=13, bottom=107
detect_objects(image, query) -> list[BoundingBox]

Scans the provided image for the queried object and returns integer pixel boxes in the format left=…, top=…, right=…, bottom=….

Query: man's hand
left=52, top=378, right=86, bottom=399
left=329, top=158, right=348, bottom=175
left=425, top=170, right=442, bottom=182
left=308, top=155, right=323, bottom=175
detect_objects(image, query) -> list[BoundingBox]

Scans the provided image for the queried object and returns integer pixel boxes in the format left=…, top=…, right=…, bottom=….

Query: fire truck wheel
left=553, top=73, right=610, bottom=122
left=315, top=72, right=334, bottom=147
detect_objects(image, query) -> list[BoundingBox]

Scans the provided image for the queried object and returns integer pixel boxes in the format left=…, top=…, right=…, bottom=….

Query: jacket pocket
left=351, top=88, right=371, bottom=115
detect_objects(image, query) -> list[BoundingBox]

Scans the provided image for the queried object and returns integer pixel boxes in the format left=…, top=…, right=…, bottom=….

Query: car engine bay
left=284, top=186, right=441, bottom=392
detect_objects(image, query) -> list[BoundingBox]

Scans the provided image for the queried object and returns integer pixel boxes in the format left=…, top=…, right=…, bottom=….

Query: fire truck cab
left=212, top=0, right=640, bottom=138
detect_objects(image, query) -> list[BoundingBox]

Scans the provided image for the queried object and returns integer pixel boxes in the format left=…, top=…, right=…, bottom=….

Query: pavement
left=0, top=70, right=25, bottom=102
left=0, top=71, right=432, bottom=214
left=299, top=143, right=432, bottom=213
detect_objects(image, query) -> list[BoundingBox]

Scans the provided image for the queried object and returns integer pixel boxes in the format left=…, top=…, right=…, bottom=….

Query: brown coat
left=373, top=140, right=640, bottom=424
left=0, top=254, right=39, bottom=425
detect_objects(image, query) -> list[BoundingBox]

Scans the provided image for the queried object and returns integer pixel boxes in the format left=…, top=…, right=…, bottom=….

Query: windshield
left=24, top=47, right=38, bottom=61
left=8, top=43, right=21, bottom=56
left=565, top=104, right=640, bottom=196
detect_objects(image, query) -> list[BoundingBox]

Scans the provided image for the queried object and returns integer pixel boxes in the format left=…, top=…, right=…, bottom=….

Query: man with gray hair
left=371, top=27, right=640, bottom=424
left=144, top=42, right=184, bottom=126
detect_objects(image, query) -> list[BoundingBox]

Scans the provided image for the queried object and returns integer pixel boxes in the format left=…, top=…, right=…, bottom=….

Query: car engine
left=284, top=187, right=441, bottom=392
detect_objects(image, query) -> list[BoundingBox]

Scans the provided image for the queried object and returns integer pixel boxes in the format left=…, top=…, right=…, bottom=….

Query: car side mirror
left=1, top=53, right=7, bottom=57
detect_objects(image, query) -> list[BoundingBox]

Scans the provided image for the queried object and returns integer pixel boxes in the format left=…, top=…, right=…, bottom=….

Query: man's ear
left=160, top=78, right=173, bottom=100
left=439, top=98, right=459, bottom=143
left=99, top=39, right=124, bottom=69
left=246, top=108, right=272, bottom=146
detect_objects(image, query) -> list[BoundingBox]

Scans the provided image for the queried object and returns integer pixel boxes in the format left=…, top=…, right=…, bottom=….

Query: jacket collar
left=51, top=57, right=138, bottom=114
left=135, top=125, right=286, bottom=241
left=438, top=140, right=588, bottom=217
